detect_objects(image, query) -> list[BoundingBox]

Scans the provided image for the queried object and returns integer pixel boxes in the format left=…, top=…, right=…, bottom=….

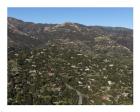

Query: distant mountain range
left=8, top=17, right=133, bottom=51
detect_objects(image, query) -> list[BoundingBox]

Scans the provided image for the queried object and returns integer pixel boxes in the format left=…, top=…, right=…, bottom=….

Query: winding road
left=65, top=83, right=88, bottom=105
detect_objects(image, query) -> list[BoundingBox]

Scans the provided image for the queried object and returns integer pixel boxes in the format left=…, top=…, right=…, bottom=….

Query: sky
left=8, top=8, right=133, bottom=28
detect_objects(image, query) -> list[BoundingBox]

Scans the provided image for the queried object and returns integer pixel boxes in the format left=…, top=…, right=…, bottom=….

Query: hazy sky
left=8, top=7, right=133, bottom=28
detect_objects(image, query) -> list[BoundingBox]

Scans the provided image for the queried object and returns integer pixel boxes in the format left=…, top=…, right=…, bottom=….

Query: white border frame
left=0, top=0, right=140, bottom=112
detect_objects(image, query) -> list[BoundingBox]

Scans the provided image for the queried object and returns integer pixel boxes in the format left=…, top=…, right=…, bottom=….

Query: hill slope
left=8, top=17, right=133, bottom=105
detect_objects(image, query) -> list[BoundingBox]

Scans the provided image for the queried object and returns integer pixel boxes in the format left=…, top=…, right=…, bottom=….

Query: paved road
left=65, top=83, right=88, bottom=105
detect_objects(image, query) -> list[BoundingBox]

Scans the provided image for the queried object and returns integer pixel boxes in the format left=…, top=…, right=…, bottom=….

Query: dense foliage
left=8, top=17, right=133, bottom=105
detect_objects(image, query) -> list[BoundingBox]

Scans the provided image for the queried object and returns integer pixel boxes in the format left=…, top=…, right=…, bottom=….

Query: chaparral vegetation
left=8, top=17, right=133, bottom=105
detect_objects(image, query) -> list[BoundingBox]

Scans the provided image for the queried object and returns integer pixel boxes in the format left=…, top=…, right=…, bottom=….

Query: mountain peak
left=8, top=17, right=24, bottom=23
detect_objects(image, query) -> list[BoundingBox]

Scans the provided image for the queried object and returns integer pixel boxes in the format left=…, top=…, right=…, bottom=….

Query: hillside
left=8, top=17, right=133, bottom=105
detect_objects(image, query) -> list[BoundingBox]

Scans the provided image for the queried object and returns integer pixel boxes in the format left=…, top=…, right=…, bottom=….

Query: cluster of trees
left=8, top=38, right=133, bottom=105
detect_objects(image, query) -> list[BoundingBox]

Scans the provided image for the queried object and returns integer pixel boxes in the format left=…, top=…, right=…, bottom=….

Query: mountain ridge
left=8, top=17, right=132, bottom=29
left=8, top=17, right=133, bottom=51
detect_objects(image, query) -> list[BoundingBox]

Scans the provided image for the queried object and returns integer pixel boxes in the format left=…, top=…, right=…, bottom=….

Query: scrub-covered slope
left=8, top=17, right=133, bottom=105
